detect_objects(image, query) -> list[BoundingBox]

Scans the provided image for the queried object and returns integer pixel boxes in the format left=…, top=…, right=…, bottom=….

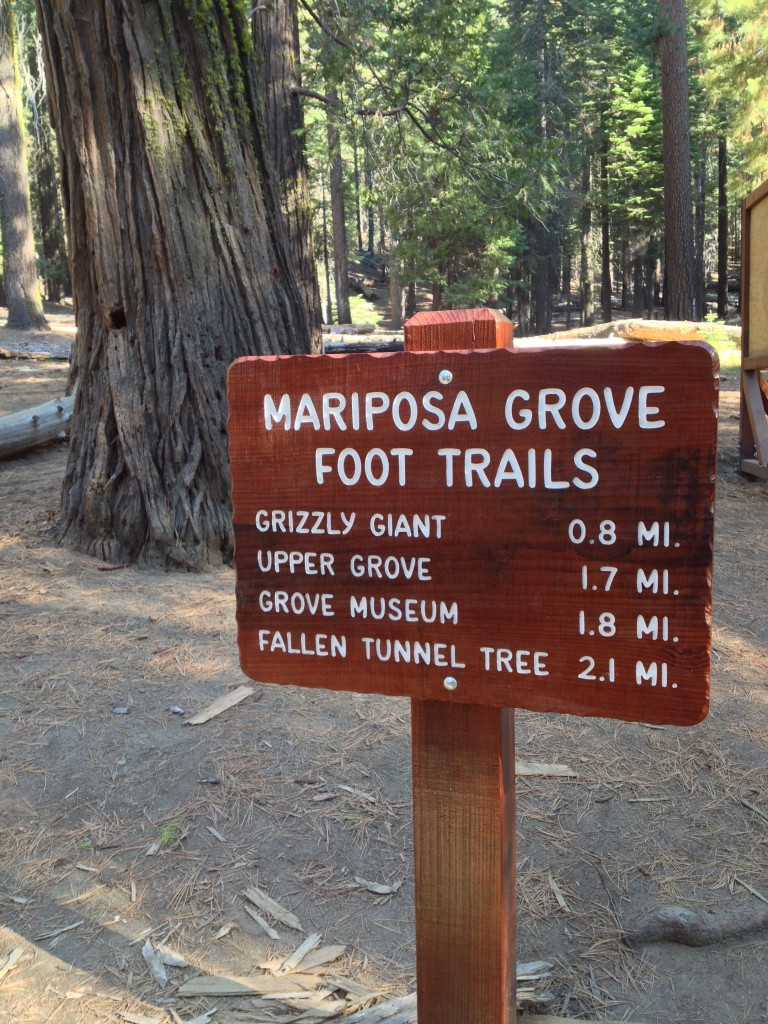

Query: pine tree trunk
left=388, top=229, right=402, bottom=330
left=253, top=0, right=322, bottom=348
left=352, top=134, right=363, bottom=252
left=533, top=222, right=553, bottom=334
left=35, top=0, right=314, bottom=569
left=580, top=158, right=594, bottom=327
left=24, top=25, right=69, bottom=301
left=694, top=154, right=706, bottom=320
left=321, top=176, right=333, bottom=322
left=717, top=136, right=728, bottom=319
left=364, top=142, right=374, bottom=253
left=406, top=280, right=416, bottom=320
left=32, top=118, right=69, bottom=301
left=659, top=0, right=694, bottom=320
left=563, top=247, right=572, bottom=328
left=325, top=88, right=351, bottom=324
left=0, top=4, right=48, bottom=330
left=632, top=250, right=644, bottom=316
left=600, top=131, right=612, bottom=323
left=516, top=269, right=532, bottom=336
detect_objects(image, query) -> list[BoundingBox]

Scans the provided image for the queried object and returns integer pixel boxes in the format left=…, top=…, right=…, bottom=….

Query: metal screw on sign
left=443, top=676, right=458, bottom=691
left=438, top=369, right=453, bottom=385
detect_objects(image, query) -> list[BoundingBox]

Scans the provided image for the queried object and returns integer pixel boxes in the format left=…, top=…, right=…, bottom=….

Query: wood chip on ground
left=184, top=685, right=257, bottom=725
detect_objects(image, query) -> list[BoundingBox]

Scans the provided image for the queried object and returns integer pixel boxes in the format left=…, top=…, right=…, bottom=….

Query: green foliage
left=700, top=313, right=740, bottom=367
left=297, top=0, right=765, bottom=328
left=11, top=0, right=766, bottom=322
left=692, top=0, right=768, bottom=189
left=349, top=294, right=382, bottom=326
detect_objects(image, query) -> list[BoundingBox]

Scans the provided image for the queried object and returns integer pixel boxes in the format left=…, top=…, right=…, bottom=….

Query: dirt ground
left=0, top=309, right=766, bottom=1024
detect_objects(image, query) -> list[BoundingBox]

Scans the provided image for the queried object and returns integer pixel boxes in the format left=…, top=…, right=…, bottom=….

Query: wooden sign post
left=229, top=309, right=718, bottom=1024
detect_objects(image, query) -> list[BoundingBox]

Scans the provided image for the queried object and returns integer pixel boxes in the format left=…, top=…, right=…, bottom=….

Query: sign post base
left=229, top=305, right=717, bottom=1024
left=412, top=700, right=516, bottom=1024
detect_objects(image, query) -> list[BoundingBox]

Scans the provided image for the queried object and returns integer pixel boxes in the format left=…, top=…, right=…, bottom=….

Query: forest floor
left=0, top=307, right=767, bottom=1024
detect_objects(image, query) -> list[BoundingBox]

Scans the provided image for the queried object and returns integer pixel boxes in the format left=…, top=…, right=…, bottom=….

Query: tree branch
left=296, top=0, right=350, bottom=50
left=293, top=84, right=410, bottom=119
left=293, top=85, right=342, bottom=108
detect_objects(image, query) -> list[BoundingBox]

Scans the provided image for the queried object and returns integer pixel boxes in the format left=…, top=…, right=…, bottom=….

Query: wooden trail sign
left=230, top=339, right=717, bottom=726
left=228, top=309, right=718, bottom=1024
left=740, top=177, right=768, bottom=478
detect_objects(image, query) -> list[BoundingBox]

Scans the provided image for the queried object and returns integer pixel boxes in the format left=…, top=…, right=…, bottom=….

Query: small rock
left=168, top=706, right=185, bottom=715
left=111, top=707, right=129, bottom=715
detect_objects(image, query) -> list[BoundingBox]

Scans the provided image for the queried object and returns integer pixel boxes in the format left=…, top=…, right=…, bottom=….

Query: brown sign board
left=229, top=343, right=718, bottom=726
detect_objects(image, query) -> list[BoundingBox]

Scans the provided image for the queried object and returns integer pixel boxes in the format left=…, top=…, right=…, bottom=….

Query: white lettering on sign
left=258, top=590, right=335, bottom=617
left=350, top=596, right=458, bottom=624
left=437, top=447, right=598, bottom=489
left=369, top=512, right=446, bottom=538
left=635, top=661, right=676, bottom=688
left=264, top=386, right=666, bottom=434
left=264, top=390, right=478, bottom=432
left=254, top=509, right=356, bottom=535
left=315, top=447, right=413, bottom=486
left=229, top=345, right=716, bottom=727
left=256, top=550, right=335, bottom=575
left=636, top=615, right=677, bottom=642
left=637, top=521, right=680, bottom=548
left=503, top=386, right=665, bottom=431
left=637, top=569, right=676, bottom=595
left=480, top=648, right=550, bottom=676
left=360, top=637, right=466, bottom=667
left=262, top=384, right=671, bottom=492
left=349, top=554, right=432, bottom=580
left=258, top=630, right=347, bottom=657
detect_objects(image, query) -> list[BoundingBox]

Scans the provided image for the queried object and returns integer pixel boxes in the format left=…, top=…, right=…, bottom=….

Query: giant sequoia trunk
left=0, top=4, right=48, bottom=330
left=35, top=0, right=315, bottom=569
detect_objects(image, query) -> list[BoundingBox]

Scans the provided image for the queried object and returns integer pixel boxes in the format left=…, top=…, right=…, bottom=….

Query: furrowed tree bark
left=252, top=0, right=322, bottom=348
left=35, top=0, right=315, bottom=569
left=0, top=2, right=48, bottom=330
left=659, top=0, right=694, bottom=320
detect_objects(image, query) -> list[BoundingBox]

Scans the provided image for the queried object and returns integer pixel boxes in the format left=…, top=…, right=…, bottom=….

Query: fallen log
left=623, top=904, right=768, bottom=947
left=0, top=394, right=74, bottom=460
left=536, top=318, right=741, bottom=345
left=321, top=323, right=377, bottom=335
left=349, top=280, right=380, bottom=302
left=323, top=336, right=404, bottom=354
left=0, top=347, right=70, bottom=361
